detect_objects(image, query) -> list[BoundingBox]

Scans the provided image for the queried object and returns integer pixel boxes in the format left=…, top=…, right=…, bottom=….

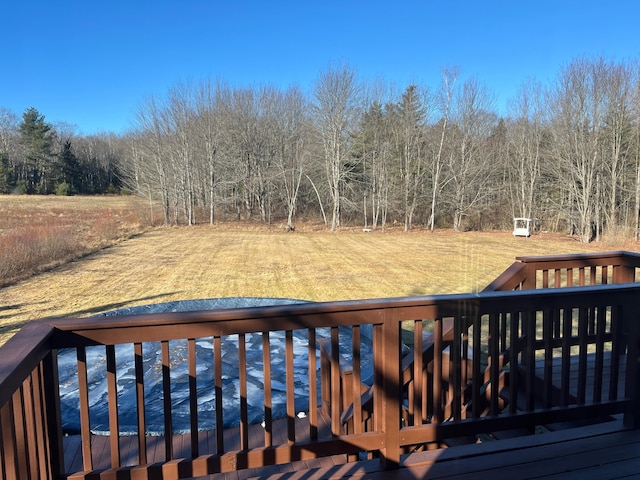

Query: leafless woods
left=3, top=57, right=638, bottom=242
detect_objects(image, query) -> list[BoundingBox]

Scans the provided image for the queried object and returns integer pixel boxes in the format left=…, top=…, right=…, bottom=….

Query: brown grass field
left=1, top=195, right=639, bottom=345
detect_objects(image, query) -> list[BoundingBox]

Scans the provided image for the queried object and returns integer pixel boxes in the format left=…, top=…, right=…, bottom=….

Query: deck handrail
left=1, top=251, right=639, bottom=479
left=481, top=261, right=527, bottom=292
left=484, top=250, right=640, bottom=292
left=0, top=321, right=64, bottom=479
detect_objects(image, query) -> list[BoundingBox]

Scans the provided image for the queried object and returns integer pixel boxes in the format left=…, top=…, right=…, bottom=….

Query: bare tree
left=599, top=60, right=634, bottom=234
left=446, top=78, right=498, bottom=231
left=0, top=108, right=19, bottom=192
left=223, top=86, right=274, bottom=222
left=271, top=86, right=310, bottom=230
left=193, top=79, right=224, bottom=224
left=549, top=58, right=608, bottom=242
left=165, top=82, right=197, bottom=225
left=133, top=95, right=172, bottom=224
left=506, top=78, right=547, bottom=220
left=631, top=62, right=640, bottom=240
left=427, top=66, right=458, bottom=231
left=313, top=63, right=360, bottom=231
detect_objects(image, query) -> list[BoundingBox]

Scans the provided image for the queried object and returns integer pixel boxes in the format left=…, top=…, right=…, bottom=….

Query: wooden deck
left=65, top=419, right=639, bottom=479
left=63, top=352, right=636, bottom=479
left=238, top=421, right=640, bottom=479
left=63, top=410, right=349, bottom=478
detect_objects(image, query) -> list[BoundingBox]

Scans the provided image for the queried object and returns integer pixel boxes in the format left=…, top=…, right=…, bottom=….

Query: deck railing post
left=613, top=256, right=635, bottom=284
left=379, top=308, right=401, bottom=469
left=521, top=261, right=537, bottom=290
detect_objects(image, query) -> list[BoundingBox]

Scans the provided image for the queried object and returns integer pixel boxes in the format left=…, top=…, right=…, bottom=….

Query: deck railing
left=1, top=251, right=640, bottom=479
left=483, top=250, right=640, bottom=292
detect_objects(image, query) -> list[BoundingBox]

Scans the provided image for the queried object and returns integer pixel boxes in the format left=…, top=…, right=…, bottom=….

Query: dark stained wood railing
left=483, top=251, right=640, bottom=292
left=0, top=251, right=639, bottom=479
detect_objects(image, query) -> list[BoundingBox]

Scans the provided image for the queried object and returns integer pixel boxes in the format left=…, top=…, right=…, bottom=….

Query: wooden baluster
left=76, top=347, right=93, bottom=470
left=285, top=330, right=295, bottom=443
left=31, top=366, right=48, bottom=477
left=307, top=329, right=318, bottom=441
left=509, top=310, right=520, bottom=413
left=0, top=400, right=17, bottom=478
left=330, top=327, right=340, bottom=436
left=238, top=334, right=248, bottom=450
left=489, top=313, right=499, bottom=415
left=12, top=387, right=27, bottom=477
left=452, top=314, right=462, bottom=421
left=472, top=315, right=482, bottom=419
left=106, top=344, right=120, bottom=468
left=188, top=338, right=198, bottom=456
left=22, top=374, right=39, bottom=477
left=609, top=306, right=621, bottom=402
left=593, top=305, right=606, bottom=403
left=412, top=321, right=422, bottom=426
left=433, top=319, right=442, bottom=425
left=161, top=340, right=172, bottom=460
left=373, top=324, right=383, bottom=432
left=134, top=342, right=147, bottom=465
left=561, top=308, right=572, bottom=406
left=42, top=350, right=64, bottom=479
left=262, top=332, right=273, bottom=446
left=213, top=336, right=224, bottom=454
left=542, top=309, right=554, bottom=409
left=524, top=311, right=535, bottom=411
left=352, top=325, right=363, bottom=434
left=577, top=308, right=588, bottom=404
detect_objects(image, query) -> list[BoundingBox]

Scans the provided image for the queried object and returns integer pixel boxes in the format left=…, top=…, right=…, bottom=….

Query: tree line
left=2, top=55, right=640, bottom=242
left=0, top=108, right=120, bottom=195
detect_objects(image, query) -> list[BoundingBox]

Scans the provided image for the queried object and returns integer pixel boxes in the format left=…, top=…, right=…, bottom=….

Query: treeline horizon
left=2, top=54, right=640, bottom=242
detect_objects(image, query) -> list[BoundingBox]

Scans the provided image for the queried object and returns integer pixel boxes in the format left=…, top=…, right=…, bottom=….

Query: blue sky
left=2, top=1, right=639, bottom=135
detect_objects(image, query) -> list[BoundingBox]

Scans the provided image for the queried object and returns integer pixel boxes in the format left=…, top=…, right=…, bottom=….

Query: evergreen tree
left=19, top=107, right=53, bottom=194
left=389, top=85, right=428, bottom=230
left=350, top=101, right=392, bottom=229
left=58, top=140, right=81, bottom=194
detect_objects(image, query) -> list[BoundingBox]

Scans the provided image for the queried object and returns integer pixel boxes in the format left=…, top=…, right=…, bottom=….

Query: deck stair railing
left=0, top=251, right=639, bottom=479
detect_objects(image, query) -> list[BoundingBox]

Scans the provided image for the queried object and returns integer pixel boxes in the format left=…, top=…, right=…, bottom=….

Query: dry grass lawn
left=2, top=217, right=638, bottom=344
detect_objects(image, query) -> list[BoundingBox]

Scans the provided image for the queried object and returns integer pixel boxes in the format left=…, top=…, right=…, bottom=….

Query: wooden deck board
left=233, top=421, right=639, bottom=480
left=533, top=351, right=627, bottom=402
left=63, top=412, right=347, bottom=477
left=63, top=420, right=640, bottom=480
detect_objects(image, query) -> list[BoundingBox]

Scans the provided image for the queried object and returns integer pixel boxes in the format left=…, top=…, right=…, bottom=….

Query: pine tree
left=389, top=85, right=427, bottom=231
left=19, top=107, right=53, bottom=194
left=58, top=140, right=81, bottom=194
